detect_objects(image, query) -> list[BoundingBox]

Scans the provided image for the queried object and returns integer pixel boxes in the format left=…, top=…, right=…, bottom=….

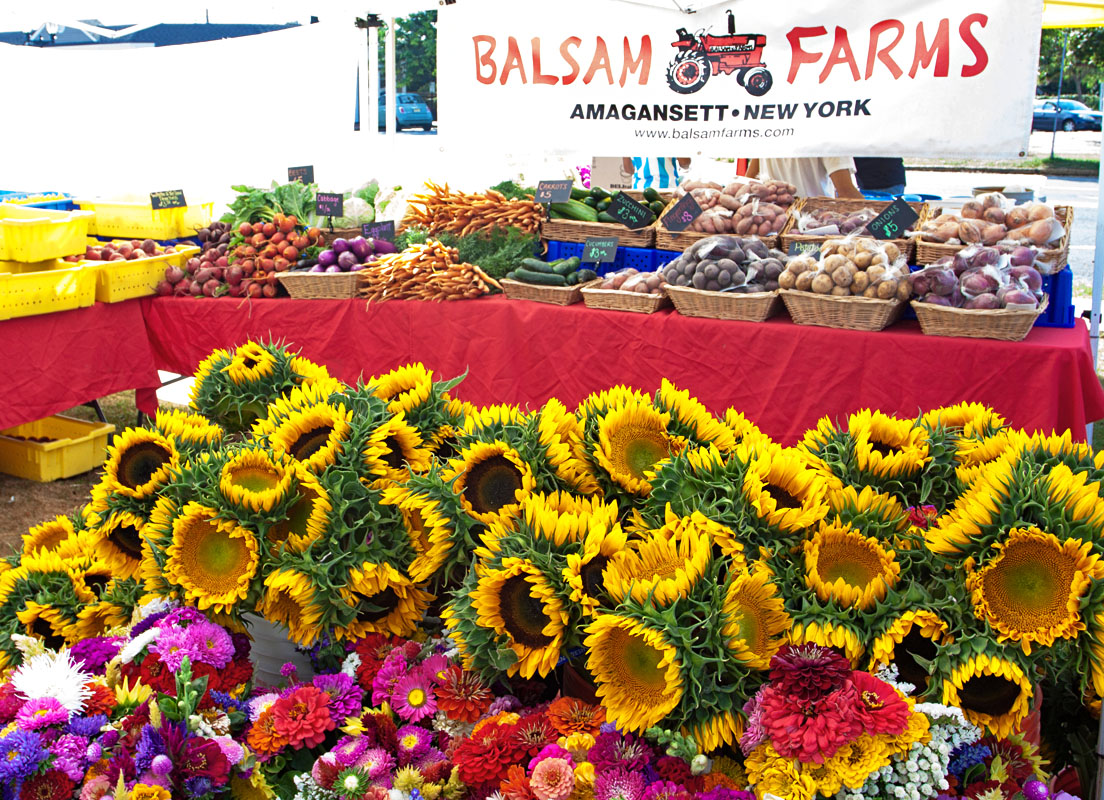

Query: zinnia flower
left=18, top=769, right=74, bottom=800
left=392, top=673, right=436, bottom=723
left=313, top=673, right=363, bottom=723
left=180, top=737, right=230, bottom=782
left=435, top=665, right=493, bottom=723
left=588, top=731, right=653, bottom=772
left=530, top=757, right=575, bottom=800
left=272, top=686, right=335, bottom=748
left=768, top=643, right=851, bottom=703
left=16, top=697, right=69, bottom=731
left=395, top=725, right=432, bottom=765
left=849, top=671, right=910, bottom=736
left=594, top=767, right=647, bottom=800
left=546, top=697, right=605, bottom=737
left=759, top=683, right=861, bottom=763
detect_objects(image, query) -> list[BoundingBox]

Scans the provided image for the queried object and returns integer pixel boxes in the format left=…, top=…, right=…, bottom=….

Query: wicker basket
left=542, top=218, right=656, bottom=247
left=914, top=206, right=1072, bottom=273
left=666, top=285, right=782, bottom=322
left=911, top=296, right=1048, bottom=341
left=779, top=197, right=929, bottom=262
left=581, top=286, right=671, bottom=314
left=780, top=289, right=905, bottom=331
left=655, top=197, right=783, bottom=252
left=277, top=271, right=362, bottom=299
left=501, top=278, right=600, bottom=305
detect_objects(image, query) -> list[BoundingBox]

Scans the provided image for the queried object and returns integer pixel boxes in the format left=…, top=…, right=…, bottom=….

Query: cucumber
left=565, top=272, right=580, bottom=285
left=570, top=187, right=591, bottom=201
left=577, top=269, right=599, bottom=283
left=589, top=187, right=612, bottom=200
left=597, top=198, right=612, bottom=212
left=549, top=200, right=599, bottom=222
left=514, top=268, right=567, bottom=285
left=643, top=187, right=662, bottom=204
left=582, top=196, right=599, bottom=208
left=649, top=200, right=666, bottom=216
left=505, top=270, right=519, bottom=281
left=520, top=258, right=556, bottom=273
left=552, top=257, right=581, bottom=275
left=597, top=211, right=619, bottom=224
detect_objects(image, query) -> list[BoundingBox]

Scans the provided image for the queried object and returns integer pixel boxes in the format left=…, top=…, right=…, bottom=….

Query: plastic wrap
left=598, top=267, right=666, bottom=294
left=659, top=235, right=784, bottom=293
left=779, top=235, right=909, bottom=300
left=912, top=244, right=1046, bottom=310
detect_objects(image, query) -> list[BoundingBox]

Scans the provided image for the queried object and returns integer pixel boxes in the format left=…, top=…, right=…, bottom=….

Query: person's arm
left=829, top=168, right=864, bottom=199
left=622, top=157, right=635, bottom=175
left=745, top=159, right=760, bottom=179
left=676, top=158, right=691, bottom=169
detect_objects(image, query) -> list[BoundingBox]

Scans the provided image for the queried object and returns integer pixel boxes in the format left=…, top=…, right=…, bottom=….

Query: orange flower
left=547, top=696, right=605, bottom=737
left=703, top=774, right=738, bottom=791
left=83, top=683, right=117, bottom=717
left=247, top=708, right=290, bottom=755
left=502, top=764, right=536, bottom=800
left=435, top=665, right=493, bottom=723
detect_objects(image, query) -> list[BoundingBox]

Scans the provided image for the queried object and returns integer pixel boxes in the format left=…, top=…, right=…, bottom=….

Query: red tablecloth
left=0, top=302, right=162, bottom=430
left=139, top=296, right=1104, bottom=445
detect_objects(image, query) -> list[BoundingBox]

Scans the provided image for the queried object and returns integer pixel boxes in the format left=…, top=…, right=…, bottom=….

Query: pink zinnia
left=185, top=621, right=235, bottom=669
left=529, top=743, right=573, bottom=771
left=391, top=673, right=436, bottom=723
left=16, top=696, right=68, bottom=730
left=739, top=687, right=768, bottom=755
left=530, top=757, right=575, bottom=800
left=354, top=746, right=396, bottom=781
left=372, top=656, right=408, bottom=707
left=419, top=654, right=450, bottom=684
left=594, top=767, right=646, bottom=800
left=395, top=725, right=432, bottom=765
left=768, top=644, right=851, bottom=703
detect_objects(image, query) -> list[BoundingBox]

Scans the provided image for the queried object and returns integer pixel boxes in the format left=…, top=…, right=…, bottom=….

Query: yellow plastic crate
left=0, top=258, right=69, bottom=274
left=76, top=197, right=214, bottom=240
left=0, top=263, right=97, bottom=319
left=86, top=240, right=200, bottom=302
left=0, top=414, right=115, bottom=482
left=0, top=203, right=93, bottom=261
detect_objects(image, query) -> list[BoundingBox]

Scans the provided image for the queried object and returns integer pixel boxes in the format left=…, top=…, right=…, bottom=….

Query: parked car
left=1032, top=99, right=1103, bottom=132
left=378, top=91, right=434, bottom=131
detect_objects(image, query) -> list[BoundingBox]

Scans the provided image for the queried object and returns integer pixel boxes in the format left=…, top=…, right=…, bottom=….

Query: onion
left=337, top=251, right=359, bottom=271
left=332, top=238, right=351, bottom=254
left=324, top=264, right=343, bottom=273
left=317, top=249, right=337, bottom=268
left=350, top=236, right=372, bottom=262
left=309, top=264, right=326, bottom=273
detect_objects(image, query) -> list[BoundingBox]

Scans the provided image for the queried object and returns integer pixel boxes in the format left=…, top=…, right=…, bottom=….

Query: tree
left=1038, top=28, right=1104, bottom=105
left=377, top=11, right=437, bottom=96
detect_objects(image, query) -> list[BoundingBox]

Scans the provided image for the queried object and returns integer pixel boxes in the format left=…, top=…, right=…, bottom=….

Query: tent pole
left=368, top=19, right=380, bottom=136
left=385, top=16, right=397, bottom=139
left=1091, top=79, right=1104, bottom=449
left=1051, top=29, right=1069, bottom=159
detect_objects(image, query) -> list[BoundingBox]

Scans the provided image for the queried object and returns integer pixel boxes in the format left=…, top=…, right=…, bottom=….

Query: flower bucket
left=561, top=664, right=598, bottom=705
left=244, top=614, right=315, bottom=688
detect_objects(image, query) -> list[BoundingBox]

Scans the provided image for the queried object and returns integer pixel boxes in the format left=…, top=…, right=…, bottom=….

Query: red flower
left=354, top=634, right=402, bottom=690
left=657, top=756, right=692, bottom=784
left=453, top=724, right=519, bottom=785
left=436, top=666, right=493, bottom=723
left=769, top=644, right=851, bottom=703
left=83, top=683, right=117, bottom=717
left=501, top=764, right=536, bottom=800
left=850, top=672, right=910, bottom=736
left=19, top=770, right=74, bottom=800
left=510, top=713, right=557, bottom=762
left=182, top=737, right=231, bottom=782
left=136, top=655, right=175, bottom=694
left=420, top=760, right=452, bottom=784
left=272, top=686, right=336, bottom=749
left=0, top=683, right=22, bottom=724
left=759, top=683, right=861, bottom=763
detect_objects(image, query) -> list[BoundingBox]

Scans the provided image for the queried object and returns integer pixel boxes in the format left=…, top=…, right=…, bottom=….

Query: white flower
left=691, top=754, right=711, bottom=776
left=341, top=652, right=361, bottom=677
left=11, top=649, right=92, bottom=714
left=134, top=596, right=177, bottom=622
left=119, top=627, right=160, bottom=664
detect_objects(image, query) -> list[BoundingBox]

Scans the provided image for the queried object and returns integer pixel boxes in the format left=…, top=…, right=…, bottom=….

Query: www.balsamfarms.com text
left=568, top=99, right=871, bottom=121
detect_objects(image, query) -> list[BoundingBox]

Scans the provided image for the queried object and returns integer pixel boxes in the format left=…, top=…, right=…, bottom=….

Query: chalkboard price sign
left=661, top=193, right=703, bottom=232
left=150, top=190, right=186, bottom=210
left=787, top=241, right=822, bottom=259
left=288, top=165, right=315, bottom=184
left=866, top=198, right=919, bottom=240
left=535, top=180, right=574, bottom=204
left=362, top=220, right=396, bottom=242
left=582, top=236, right=619, bottom=263
left=315, top=192, right=344, bottom=218
left=606, top=192, right=656, bottom=230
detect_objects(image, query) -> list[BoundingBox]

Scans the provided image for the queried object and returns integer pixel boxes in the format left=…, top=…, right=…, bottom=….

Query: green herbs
left=488, top=180, right=535, bottom=201
left=393, top=225, right=539, bottom=280
left=221, top=181, right=317, bottom=228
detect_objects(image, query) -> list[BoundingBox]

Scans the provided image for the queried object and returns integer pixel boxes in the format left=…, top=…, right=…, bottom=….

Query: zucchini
left=589, top=187, right=612, bottom=200
left=577, top=268, right=598, bottom=283
left=649, top=200, right=666, bottom=216
left=520, top=258, right=556, bottom=273
left=582, top=196, right=599, bottom=208
left=597, top=211, right=619, bottom=224
left=514, top=268, right=567, bottom=285
left=597, top=198, right=612, bottom=212
left=643, top=187, right=662, bottom=203
left=570, top=187, right=591, bottom=201
left=552, top=257, right=581, bottom=275
left=505, top=270, right=519, bottom=281
left=565, top=272, right=580, bottom=285
left=549, top=200, right=599, bottom=222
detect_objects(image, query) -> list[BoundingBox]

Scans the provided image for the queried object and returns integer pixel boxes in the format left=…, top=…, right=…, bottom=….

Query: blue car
left=1032, top=99, right=1102, bottom=132
left=379, top=92, right=434, bottom=131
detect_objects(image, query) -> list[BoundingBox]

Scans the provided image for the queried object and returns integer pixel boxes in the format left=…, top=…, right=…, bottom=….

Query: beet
left=226, top=266, right=243, bottom=286
left=964, top=293, right=1000, bottom=309
left=141, top=239, right=157, bottom=255
left=247, top=282, right=263, bottom=298
left=155, top=279, right=173, bottom=296
left=165, top=265, right=185, bottom=284
left=189, top=280, right=204, bottom=296
left=194, top=267, right=213, bottom=284
left=262, top=283, right=278, bottom=298
left=228, top=284, right=243, bottom=297
left=203, top=279, right=221, bottom=297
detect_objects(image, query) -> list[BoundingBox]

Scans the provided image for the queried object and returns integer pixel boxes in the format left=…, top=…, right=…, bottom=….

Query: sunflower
left=849, top=410, right=931, bottom=479
left=563, top=522, right=628, bottom=616
left=869, top=610, right=953, bottom=693
left=337, top=561, right=432, bottom=640
left=920, top=403, right=1006, bottom=437
left=748, top=447, right=831, bottom=532
left=381, top=484, right=456, bottom=584
left=70, top=558, right=115, bottom=600
left=256, top=568, right=326, bottom=645
left=262, top=402, right=353, bottom=474
left=154, top=408, right=224, bottom=451
left=22, top=515, right=76, bottom=557
left=368, top=363, right=434, bottom=416
left=654, top=379, right=736, bottom=452
left=592, top=401, right=676, bottom=496
left=942, top=651, right=1035, bottom=738
left=364, top=414, right=432, bottom=483
left=163, top=502, right=259, bottom=614
left=682, top=709, right=744, bottom=754
left=536, top=399, right=601, bottom=494
left=722, top=408, right=770, bottom=450
left=189, top=347, right=231, bottom=404
left=266, top=467, right=331, bottom=554
left=966, top=526, right=1103, bottom=654
left=219, top=449, right=293, bottom=513
left=74, top=600, right=129, bottom=640
left=604, top=512, right=714, bottom=606
left=101, top=429, right=179, bottom=500
left=222, top=341, right=277, bottom=385
left=924, top=458, right=1017, bottom=557
left=803, top=522, right=901, bottom=611
left=470, top=557, right=568, bottom=678
left=1044, top=464, right=1104, bottom=537
left=443, top=441, right=536, bottom=525
left=16, top=601, right=76, bottom=649
left=584, top=613, right=683, bottom=732
left=87, top=510, right=147, bottom=578
left=721, top=569, right=791, bottom=669
left=826, top=485, right=909, bottom=542
left=788, top=619, right=865, bottom=667
left=955, top=431, right=1024, bottom=487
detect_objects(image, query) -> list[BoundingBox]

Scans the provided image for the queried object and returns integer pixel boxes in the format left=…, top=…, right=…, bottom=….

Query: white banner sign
left=438, top=0, right=1042, bottom=157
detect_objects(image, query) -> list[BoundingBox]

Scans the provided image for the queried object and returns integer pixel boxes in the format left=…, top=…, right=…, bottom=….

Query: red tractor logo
left=667, top=9, right=772, bottom=96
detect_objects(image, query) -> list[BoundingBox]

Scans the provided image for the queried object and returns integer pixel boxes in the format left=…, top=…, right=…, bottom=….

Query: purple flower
left=130, top=611, right=168, bottom=637
left=313, top=673, right=362, bottom=722
left=354, top=746, right=396, bottom=781
left=16, top=697, right=69, bottom=731
left=371, top=657, right=408, bottom=707
left=488, top=694, right=520, bottom=715
left=185, top=622, right=235, bottom=669
left=185, top=776, right=214, bottom=795
left=50, top=733, right=90, bottom=781
left=530, top=743, right=573, bottom=771
left=594, top=767, right=646, bottom=800
left=134, top=725, right=166, bottom=774
left=280, top=662, right=299, bottom=681
left=151, top=754, right=173, bottom=776
left=151, top=626, right=191, bottom=672
left=394, top=725, right=433, bottom=765
left=70, top=638, right=122, bottom=674
left=162, top=607, right=206, bottom=628
left=68, top=715, right=107, bottom=738
left=98, top=729, right=119, bottom=748
left=419, top=654, right=450, bottom=684
left=641, top=781, right=685, bottom=800
left=588, top=732, right=653, bottom=772
left=230, top=633, right=251, bottom=660
left=0, top=730, right=48, bottom=783
left=331, top=736, right=370, bottom=768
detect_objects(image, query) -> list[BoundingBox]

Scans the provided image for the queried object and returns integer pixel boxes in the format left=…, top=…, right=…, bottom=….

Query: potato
left=778, top=270, right=796, bottom=289
left=821, top=241, right=839, bottom=257
left=811, top=273, right=834, bottom=294
left=851, top=272, right=870, bottom=293
left=757, top=221, right=773, bottom=236
left=824, top=254, right=848, bottom=271
left=796, top=271, right=815, bottom=291
left=961, top=200, right=983, bottom=219
left=896, top=281, right=911, bottom=301
left=734, top=217, right=753, bottom=235
left=867, top=264, right=886, bottom=281
left=832, top=267, right=854, bottom=287
left=863, top=286, right=879, bottom=298
left=876, top=280, right=898, bottom=299
left=882, top=243, right=900, bottom=262
left=853, top=251, right=873, bottom=269
left=831, top=285, right=850, bottom=296
left=871, top=253, right=889, bottom=267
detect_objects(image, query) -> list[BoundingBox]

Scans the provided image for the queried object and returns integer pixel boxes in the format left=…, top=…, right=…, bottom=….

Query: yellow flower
left=266, top=466, right=331, bottom=553
left=74, top=601, right=129, bottom=640
left=869, top=610, right=953, bottom=693
left=262, top=402, right=353, bottom=474
left=830, top=734, right=892, bottom=789
left=87, top=510, right=147, bottom=579
left=583, top=613, right=683, bottom=732
left=289, top=355, right=335, bottom=391
left=849, top=409, right=930, bottom=479
left=16, top=601, right=76, bottom=649
left=563, top=517, right=627, bottom=616
left=722, top=569, right=791, bottom=669
left=722, top=408, right=771, bottom=450
left=163, top=502, right=259, bottom=614
left=592, top=401, right=675, bottom=496
left=101, top=428, right=179, bottom=500
left=803, top=522, right=901, bottom=611
left=364, top=413, right=432, bottom=482
left=154, top=408, right=224, bottom=449
left=682, top=710, right=743, bottom=754
left=21, top=515, right=76, bottom=557
left=130, top=783, right=172, bottom=800
left=966, top=526, right=1103, bottom=654
left=256, top=568, right=325, bottom=645
left=1044, top=464, right=1104, bottom=537
left=604, top=510, right=713, bottom=606
left=443, top=441, right=536, bottom=525
left=219, top=448, right=293, bottom=512
left=337, top=561, right=432, bottom=640
left=537, top=399, right=601, bottom=494
left=380, top=484, right=455, bottom=584
left=654, top=379, right=736, bottom=452
left=943, top=652, right=1035, bottom=738
left=925, top=457, right=1016, bottom=556
left=788, top=619, right=865, bottom=667
left=742, top=446, right=831, bottom=535
left=221, top=341, right=277, bottom=385
left=368, top=362, right=434, bottom=416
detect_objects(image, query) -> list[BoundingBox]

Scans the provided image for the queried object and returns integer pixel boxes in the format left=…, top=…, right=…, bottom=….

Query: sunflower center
left=608, top=627, right=670, bottom=693
left=108, top=524, right=144, bottom=559
left=407, top=510, right=431, bottom=553
left=84, top=574, right=110, bottom=594
left=893, top=627, right=938, bottom=692
left=288, top=425, right=334, bottom=462
left=867, top=436, right=900, bottom=458
left=981, top=540, right=1077, bottom=631
left=242, top=356, right=258, bottom=369
left=764, top=483, right=801, bottom=509
left=731, top=606, right=762, bottom=653
left=498, top=575, right=554, bottom=648
left=610, top=427, right=669, bottom=480
left=382, top=436, right=406, bottom=470
left=580, top=555, right=610, bottom=598
left=174, top=516, right=255, bottom=596
left=465, top=456, right=523, bottom=515
left=434, top=436, right=459, bottom=462
left=817, top=540, right=884, bottom=588
left=118, top=442, right=172, bottom=489
left=229, top=465, right=281, bottom=493
left=30, top=616, right=65, bottom=650
left=357, top=588, right=399, bottom=623
left=958, top=673, right=1022, bottom=717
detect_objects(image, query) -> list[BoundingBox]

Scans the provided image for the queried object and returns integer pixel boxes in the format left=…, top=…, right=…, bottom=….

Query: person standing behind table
left=745, top=157, right=864, bottom=199
left=621, top=157, right=692, bottom=190
left=853, top=157, right=907, bottom=197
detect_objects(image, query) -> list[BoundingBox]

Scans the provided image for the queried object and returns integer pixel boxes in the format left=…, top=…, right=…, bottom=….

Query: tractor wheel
left=666, top=52, right=710, bottom=94
left=744, top=67, right=773, bottom=97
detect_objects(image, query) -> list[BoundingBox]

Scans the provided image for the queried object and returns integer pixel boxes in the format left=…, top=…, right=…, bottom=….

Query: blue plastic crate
left=1036, top=267, right=1074, bottom=328
left=546, top=240, right=679, bottom=277
left=0, top=191, right=77, bottom=211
